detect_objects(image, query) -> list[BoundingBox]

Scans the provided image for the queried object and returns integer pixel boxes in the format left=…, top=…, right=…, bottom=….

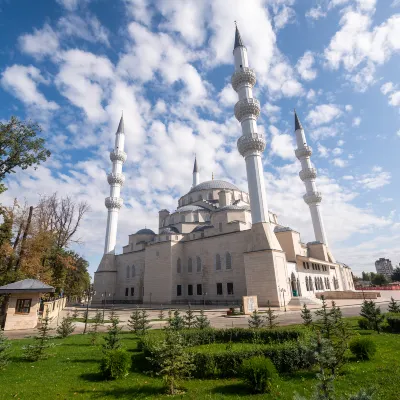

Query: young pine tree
left=127, top=307, right=142, bottom=334
left=301, top=304, right=313, bottom=327
left=103, top=313, right=122, bottom=351
left=315, top=296, right=334, bottom=339
left=168, top=310, right=185, bottom=331
left=184, top=305, right=196, bottom=329
left=71, top=309, right=79, bottom=319
left=248, top=310, right=265, bottom=329
left=194, top=309, right=210, bottom=329
left=56, top=313, right=76, bottom=338
left=158, top=308, right=165, bottom=321
left=388, top=297, right=400, bottom=313
left=0, top=330, right=10, bottom=370
left=89, top=311, right=104, bottom=345
left=265, top=301, right=279, bottom=329
left=140, top=309, right=151, bottom=335
left=360, top=300, right=385, bottom=334
left=24, top=309, right=54, bottom=361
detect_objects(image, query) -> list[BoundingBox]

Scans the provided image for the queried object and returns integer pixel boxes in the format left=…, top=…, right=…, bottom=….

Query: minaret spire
left=234, top=22, right=245, bottom=50
left=104, top=114, right=127, bottom=254
left=294, top=111, right=328, bottom=245
left=192, top=155, right=199, bottom=187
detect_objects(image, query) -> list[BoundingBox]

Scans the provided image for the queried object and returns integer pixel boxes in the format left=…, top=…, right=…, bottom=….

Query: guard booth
left=0, top=279, right=55, bottom=331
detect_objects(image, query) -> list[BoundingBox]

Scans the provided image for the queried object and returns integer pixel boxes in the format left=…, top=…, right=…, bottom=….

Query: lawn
left=0, top=327, right=399, bottom=399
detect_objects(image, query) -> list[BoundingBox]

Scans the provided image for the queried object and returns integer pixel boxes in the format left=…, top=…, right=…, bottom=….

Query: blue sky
left=1, top=0, right=399, bottom=277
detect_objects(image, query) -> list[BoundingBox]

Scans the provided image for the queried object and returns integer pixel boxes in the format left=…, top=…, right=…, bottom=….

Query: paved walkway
left=4, top=290, right=400, bottom=340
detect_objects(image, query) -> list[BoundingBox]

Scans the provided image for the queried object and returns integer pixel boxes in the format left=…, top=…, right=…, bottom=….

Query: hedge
left=386, top=314, right=400, bottom=333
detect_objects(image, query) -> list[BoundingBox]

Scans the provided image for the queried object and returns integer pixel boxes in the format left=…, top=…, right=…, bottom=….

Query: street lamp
left=280, top=288, right=287, bottom=312
left=149, top=292, right=152, bottom=309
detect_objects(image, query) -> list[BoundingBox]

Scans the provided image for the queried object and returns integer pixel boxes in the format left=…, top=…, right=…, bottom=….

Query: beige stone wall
left=42, top=297, right=67, bottom=320
left=4, top=293, right=40, bottom=331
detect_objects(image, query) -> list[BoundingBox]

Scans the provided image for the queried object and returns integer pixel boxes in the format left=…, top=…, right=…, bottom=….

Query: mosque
left=92, top=27, right=354, bottom=307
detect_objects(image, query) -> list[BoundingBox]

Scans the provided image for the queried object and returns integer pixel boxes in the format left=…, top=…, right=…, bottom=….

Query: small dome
left=192, top=224, right=214, bottom=232
left=135, top=228, right=156, bottom=235
left=175, top=205, right=203, bottom=213
left=214, top=205, right=250, bottom=213
left=189, top=180, right=240, bottom=193
left=160, top=227, right=179, bottom=234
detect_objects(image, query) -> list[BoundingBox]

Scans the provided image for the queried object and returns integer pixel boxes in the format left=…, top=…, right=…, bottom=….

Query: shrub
left=239, top=356, right=277, bottom=394
left=360, top=300, right=384, bottom=334
left=386, top=313, right=400, bottom=333
left=100, top=348, right=130, bottom=380
left=358, top=318, right=372, bottom=330
left=248, top=310, right=265, bottom=329
left=349, top=337, right=377, bottom=361
left=56, top=313, right=76, bottom=338
left=0, top=330, right=10, bottom=370
left=194, top=309, right=210, bottom=329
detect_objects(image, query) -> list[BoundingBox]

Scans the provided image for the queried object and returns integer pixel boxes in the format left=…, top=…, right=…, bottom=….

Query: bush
left=386, top=313, right=400, bottom=333
left=100, top=348, right=130, bottom=380
left=358, top=318, right=372, bottom=330
left=239, top=356, right=277, bottom=394
left=349, top=337, right=377, bottom=361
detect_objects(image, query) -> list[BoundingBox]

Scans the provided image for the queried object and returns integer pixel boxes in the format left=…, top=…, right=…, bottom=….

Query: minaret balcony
left=237, top=133, right=266, bottom=157
left=107, top=172, right=125, bottom=186
left=231, top=67, right=256, bottom=92
left=234, top=98, right=260, bottom=122
left=303, top=191, right=322, bottom=205
left=105, top=197, right=123, bottom=209
left=295, top=146, right=312, bottom=159
left=110, top=150, right=127, bottom=163
left=299, top=168, right=317, bottom=181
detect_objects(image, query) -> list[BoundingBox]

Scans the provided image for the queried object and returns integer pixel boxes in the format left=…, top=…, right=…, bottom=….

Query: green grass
left=0, top=328, right=399, bottom=399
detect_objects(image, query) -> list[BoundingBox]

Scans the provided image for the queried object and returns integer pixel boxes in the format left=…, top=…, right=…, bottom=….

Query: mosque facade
left=92, top=27, right=354, bottom=307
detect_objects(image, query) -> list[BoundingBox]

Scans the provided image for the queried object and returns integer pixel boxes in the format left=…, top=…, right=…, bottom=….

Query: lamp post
left=149, top=292, right=152, bottom=309
left=280, top=288, right=287, bottom=312
left=83, top=285, right=95, bottom=334
left=102, top=291, right=107, bottom=322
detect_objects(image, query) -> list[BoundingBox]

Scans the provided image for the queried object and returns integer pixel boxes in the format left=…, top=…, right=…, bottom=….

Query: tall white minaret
left=104, top=114, right=127, bottom=254
left=192, top=156, right=199, bottom=187
left=231, top=25, right=270, bottom=224
left=294, top=111, right=328, bottom=245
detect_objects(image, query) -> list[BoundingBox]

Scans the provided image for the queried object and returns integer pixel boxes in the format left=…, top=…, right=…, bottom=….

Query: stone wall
left=4, top=293, right=40, bottom=331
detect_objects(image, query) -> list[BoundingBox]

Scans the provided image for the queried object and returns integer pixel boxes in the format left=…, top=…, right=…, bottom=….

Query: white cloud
left=381, top=82, right=394, bottom=95
left=269, top=125, right=296, bottom=160
left=306, top=104, right=342, bottom=126
left=358, top=167, right=391, bottom=189
left=388, top=91, right=400, bottom=107
left=332, top=158, right=348, bottom=167
left=56, top=0, right=91, bottom=11
left=306, top=89, right=316, bottom=101
left=1, top=65, right=59, bottom=110
left=332, top=147, right=343, bottom=155
left=345, top=104, right=352, bottom=112
left=397, top=130, right=400, bottom=137
left=274, top=6, right=296, bottom=30
left=317, top=143, right=329, bottom=158
left=19, top=24, right=59, bottom=59
left=352, top=117, right=361, bottom=126
left=306, top=6, right=327, bottom=20
left=337, top=140, right=345, bottom=146
left=296, top=51, right=317, bottom=81
left=392, top=0, right=400, bottom=6
left=343, top=175, right=354, bottom=180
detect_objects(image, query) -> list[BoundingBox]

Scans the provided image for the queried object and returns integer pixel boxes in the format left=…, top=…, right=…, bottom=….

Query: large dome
left=189, top=180, right=240, bottom=193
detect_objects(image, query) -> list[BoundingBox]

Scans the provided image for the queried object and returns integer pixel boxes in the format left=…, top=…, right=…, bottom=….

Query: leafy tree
left=388, top=297, right=400, bottom=313
left=360, top=300, right=385, bottom=334
left=301, top=303, right=313, bottom=327
left=194, top=309, right=210, bottom=329
left=147, top=330, right=195, bottom=394
left=184, top=305, right=196, bottom=329
left=371, top=274, right=388, bottom=286
left=248, top=310, right=265, bottom=329
left=90, top=311, right=104, bottom=345
left=0, top=116, right=50, bottom=194
left=391, top=267, right=400, bottom=282
left=265, top=301, right=279, bottom=329
left=361, top=272, right=371, bottom=282
left=23, top=309, right=53, bottom=361
left=103, top=313, right=122, bottom=351
left=127, top=307, right=142, bottom=334
left=0, top=330, right=10, bottom=370
left=56, top=312, right=75, bottom=338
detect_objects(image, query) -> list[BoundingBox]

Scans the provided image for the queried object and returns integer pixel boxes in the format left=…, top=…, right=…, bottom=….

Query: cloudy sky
left=1, top=0, right=399, bottom=277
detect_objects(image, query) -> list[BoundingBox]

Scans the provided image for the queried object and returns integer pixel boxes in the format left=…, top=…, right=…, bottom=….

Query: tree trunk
left=15, top=205, right=33, bottom=270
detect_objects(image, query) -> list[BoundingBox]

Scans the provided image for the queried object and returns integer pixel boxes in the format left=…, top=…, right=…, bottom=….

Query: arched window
left=181, top=214, right=185, bottom=223
left=131, top=265, right=136, bottom=278
left=126, top=265, right=130, bottom=279
left=196, top=256, right=202, bottom=272
left=216, top=254, right=221, bottom=270
left=198, top=194, right=203, bottom=200
left=297, top=278, right=302, bottom=296
left=208, top=192, right=213, bottom=200
left=188, top=257, right=192, bottom=273
left=320, top=277, right=324, bottom=290
left=314, top=277, right=319, bottom=290
left=226, top=252, right=232, bottom=269
left=310, top=276, right=314, bottom=291
left=177, top=258, right=181, bottom=274
left=306, top=277, right=309, bottom=291
left=189, top=196, right=193, bottom=203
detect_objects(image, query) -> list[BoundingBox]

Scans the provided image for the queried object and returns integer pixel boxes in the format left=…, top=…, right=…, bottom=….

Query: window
left=309, top=276, right=314, bottom=291
left=219, top=222, right=223, bottom=233
left=227, top=282, right=234, bottom=295
left=306, top=278, right=309, bottom=291
left=181, top=214, right=185, bottom=223
left=320, top=278, right=324, bottom=290
left=197, top=284, right=202, bottom=295
left=216, top=283, right=223, bottom=295
left=303, top=261, right=306, bottom=268
left=315, top=277, right=319, bottom=290
left=16, top=299, right=31, bottom=314
left=188, top=257, right=193, bottom=273
left=189, top=196, right=193, bottom=203
left=196, top=256, right=202, bottom=272
left=177, top=285, right=182, bottom=296
left=226, top=252, right=232, bottom=269
left=177, top=258, right=181, bottom=273
left=216, top=254, right=221, bottom=270
left=188, top=284, right=193, bottom=296
left=130, top=287, right=134, bottom=296
left=126, top=265, right=130, bottom=278
left=131, top=265, right=136, bottom=277
left=125, top=288, right=129, bottom=296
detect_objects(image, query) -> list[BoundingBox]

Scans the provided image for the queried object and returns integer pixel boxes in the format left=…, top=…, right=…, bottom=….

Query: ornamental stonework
left=303, top=191, right=322, bottom=205
left=234, top=98, right=260, bottom=122
left=237, top=134, right=266, bottom=157
left=105, top=197, right=123, bottom=209
left=299, top=168, right=317, bottom=181
left=110, top=150, right=127, bottom=163
left=295, top=146, right=312, bottom=159
left=107, top=173, right=125, bottom=186
left=231, top=67, right=256, bottom=92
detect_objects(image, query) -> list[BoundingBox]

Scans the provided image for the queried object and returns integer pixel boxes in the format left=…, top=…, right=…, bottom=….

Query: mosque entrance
left=290, top=273, right=299, bottom=297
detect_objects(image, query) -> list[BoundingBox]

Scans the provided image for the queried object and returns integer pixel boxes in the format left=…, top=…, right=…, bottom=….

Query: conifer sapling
left=56, top=312, right=76, bottom=338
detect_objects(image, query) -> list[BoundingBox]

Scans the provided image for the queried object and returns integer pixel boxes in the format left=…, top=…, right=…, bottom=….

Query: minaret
left=192, top=156, right=199, bottom=187
left=294, top=111, right=328, bottom=245
left=104, top=114, right=127, bottom=254
left=231, top=25, right=269, bottom=224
